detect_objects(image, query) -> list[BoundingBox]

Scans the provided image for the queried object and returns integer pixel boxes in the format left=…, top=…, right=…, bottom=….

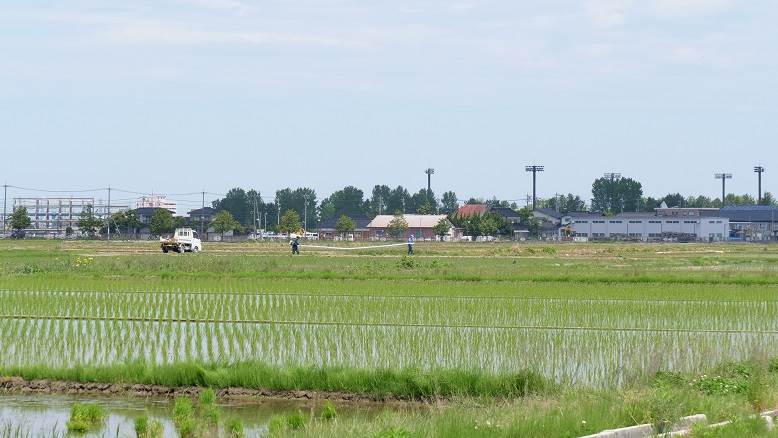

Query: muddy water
left=0, top=394, right=401, bottom=437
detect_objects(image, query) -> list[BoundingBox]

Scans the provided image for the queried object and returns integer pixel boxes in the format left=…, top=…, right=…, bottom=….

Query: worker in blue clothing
left=290, top=236, right=300, bottom=254
left=407, top=234, right=415, bottom=255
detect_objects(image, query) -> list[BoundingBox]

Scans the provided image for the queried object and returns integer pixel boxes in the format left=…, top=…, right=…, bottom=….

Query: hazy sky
left=1, top=0, right=776, bottom=209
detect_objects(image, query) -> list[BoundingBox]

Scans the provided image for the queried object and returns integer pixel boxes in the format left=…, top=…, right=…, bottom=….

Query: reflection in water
left=0, top=394, right=407, bottom=437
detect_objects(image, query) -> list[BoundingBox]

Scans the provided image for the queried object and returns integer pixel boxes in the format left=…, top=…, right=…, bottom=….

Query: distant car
left=10, top=229, right=26, bottom=239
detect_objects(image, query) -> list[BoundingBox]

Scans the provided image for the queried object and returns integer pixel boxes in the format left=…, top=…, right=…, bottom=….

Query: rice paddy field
left=2, top=240, right=778, bottom=387
left=3, top=239, right=778, bottom=436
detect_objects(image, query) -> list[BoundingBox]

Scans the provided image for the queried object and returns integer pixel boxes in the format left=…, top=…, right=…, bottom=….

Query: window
left=648, top=220, right=661, bottom=224
left=592, top=220, right=605, bottom=224
left=684, top=220, right=697, bottom=224
left=609, top=220, right=622, bottom=224
left=575, top=220, right=589, bottom=224
left=629, top=220, right=642, bottom=224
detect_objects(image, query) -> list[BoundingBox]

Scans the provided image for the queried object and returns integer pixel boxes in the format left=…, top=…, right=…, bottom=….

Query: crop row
left=1, top=317, right=776, bottom=387
left=2, top=290, right=777, bottom=331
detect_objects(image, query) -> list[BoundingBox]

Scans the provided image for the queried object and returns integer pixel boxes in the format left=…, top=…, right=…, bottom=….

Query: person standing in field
left=290, top=236, right=300, bottom=255
left=407, top=234, right=415, bottom=255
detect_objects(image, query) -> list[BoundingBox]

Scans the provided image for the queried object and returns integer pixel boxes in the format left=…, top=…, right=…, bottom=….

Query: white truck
left=160, top=228, right=202, bottom=253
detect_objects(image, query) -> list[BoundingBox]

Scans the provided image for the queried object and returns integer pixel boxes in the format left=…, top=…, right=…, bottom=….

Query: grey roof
left=534, top=208, right=563, bottom=219
left=719, top=205, right=778, bottom=222
left=188, top=207, right=215, bottom=216
left=565, top=211, right=603, bottom=218
left=491, top=206, right=521, bottom=219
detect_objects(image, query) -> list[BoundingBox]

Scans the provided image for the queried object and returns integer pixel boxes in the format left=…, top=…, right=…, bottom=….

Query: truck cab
left=160, top=228, right=202, bottom=253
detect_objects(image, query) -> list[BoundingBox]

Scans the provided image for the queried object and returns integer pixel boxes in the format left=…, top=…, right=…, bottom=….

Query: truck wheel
left=179, top=245, right=186, bottom=253
left=162, top=246, right=168, bottom=253
left=193, top=246, right=200, bottom=252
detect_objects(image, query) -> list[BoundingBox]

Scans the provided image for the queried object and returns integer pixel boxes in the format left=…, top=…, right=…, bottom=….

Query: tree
left=278, top=209, right=302, bottom=235
left=275, top=187, right=316, bottom=229
left=409, top=189, right=437, bottom=213
left=77, top=204, right=103, bottom=237
left=368, top=185, right=392, bottom=216
left=335, top=215, right=356, bottom=237
left=211, top=210, right=242, bottom=237
left=441, top=191, right=459, bottom=214
left=542, top=194, right=586, bottom=214
left=149, top=209, right=175, bottom=236
left=417, top=203, right=435, bottom=214
left=112, top=210, right=142, bottom=237
left=661, top=193, right=686, bottom=208
left=212, top=188, right=254, bottom=227
left=517, top=207, right=540, bottom=237
left=387, top=212, right=409, bottom=239
left=324, top=186, right=365, bottom=219
left=386, top=186, right=411, bottom=214
left=761, top=192, right=776, bottom=206
left=432, top=218, right=451, bottom=240
left=591, top=176, right=643, bottom=214
left=9, top=207, right=31, bottom=230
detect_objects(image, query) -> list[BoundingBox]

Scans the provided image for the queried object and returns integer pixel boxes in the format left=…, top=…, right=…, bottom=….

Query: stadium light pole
left=525, top=165, right=544, bottom=210
left=425, top=168, right=435, bottom=209
left=754, top=166, right=765, bottom=204
left=715, top=173, right=732, bottom=205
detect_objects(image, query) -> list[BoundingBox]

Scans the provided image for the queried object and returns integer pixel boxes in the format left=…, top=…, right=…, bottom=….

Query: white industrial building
left=563, top=212, right=729, bottom=242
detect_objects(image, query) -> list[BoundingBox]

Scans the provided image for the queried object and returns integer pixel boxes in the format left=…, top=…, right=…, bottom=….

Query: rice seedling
left=66, top=403, right=105, bottom=433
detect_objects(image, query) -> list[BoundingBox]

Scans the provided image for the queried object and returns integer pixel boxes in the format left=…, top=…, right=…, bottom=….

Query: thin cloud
left=104, top=21, right=367, bottom=48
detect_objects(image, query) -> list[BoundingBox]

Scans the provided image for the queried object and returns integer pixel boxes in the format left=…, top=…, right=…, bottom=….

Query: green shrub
left=200, top=388, right=216, bottom=405
left=172, top=397, right=194, bottom=427
left=135, top=416, right=164, bottom=438
left=66, top=403, right=105, bottom=432
left=134, top=416, right=148, bottom=437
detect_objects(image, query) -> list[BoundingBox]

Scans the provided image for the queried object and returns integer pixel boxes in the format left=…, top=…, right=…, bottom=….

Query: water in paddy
left=0, top=394, right=404, bottom=437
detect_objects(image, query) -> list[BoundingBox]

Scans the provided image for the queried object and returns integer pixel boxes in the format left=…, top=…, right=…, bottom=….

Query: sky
left=1, top=0, right=777, bottom=210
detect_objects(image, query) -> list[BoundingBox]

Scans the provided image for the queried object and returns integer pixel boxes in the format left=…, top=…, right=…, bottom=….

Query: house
left=718, top=205, right=778, bottom=241
left=318, top=216, right=372, bottom=240
left=188, top=207, right=216, bottom=224
left=532, top=208, right=564, bottom=225
left=367, top=214, right=456, bottom=240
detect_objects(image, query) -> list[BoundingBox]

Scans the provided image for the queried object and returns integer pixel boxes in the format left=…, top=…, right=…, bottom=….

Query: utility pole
left=200, top=191, right=205, bottom=236
left=303, top=194, right=309, bottom=232
left=525, top=165, right=544, bottom=210
left=755, top=166, right=766, bottom=204
left=252, top=195, right=257, bottom=237
left=378, top=195, right=383, bottom=215
left=277, top=200, right=281, bottom=229
left=106, top=186, right=111, bottom=240
left=715, top=173, right=732, bottom=205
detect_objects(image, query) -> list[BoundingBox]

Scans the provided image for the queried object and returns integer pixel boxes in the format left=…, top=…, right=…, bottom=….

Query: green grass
left=0, top=362, right=548, bottom=399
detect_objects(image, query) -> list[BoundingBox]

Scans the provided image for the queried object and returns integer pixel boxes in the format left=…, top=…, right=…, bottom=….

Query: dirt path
left=0, top=376, right=431, bottom=404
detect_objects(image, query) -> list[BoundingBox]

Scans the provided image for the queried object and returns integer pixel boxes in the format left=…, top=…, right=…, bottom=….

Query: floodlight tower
left=425, top=168, right=435, bottom=206
left=754, top=166, right=766, bottom=204
left=525, top=165, right=544, bottom=210
left=715, top=173, right=732, bottom=205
